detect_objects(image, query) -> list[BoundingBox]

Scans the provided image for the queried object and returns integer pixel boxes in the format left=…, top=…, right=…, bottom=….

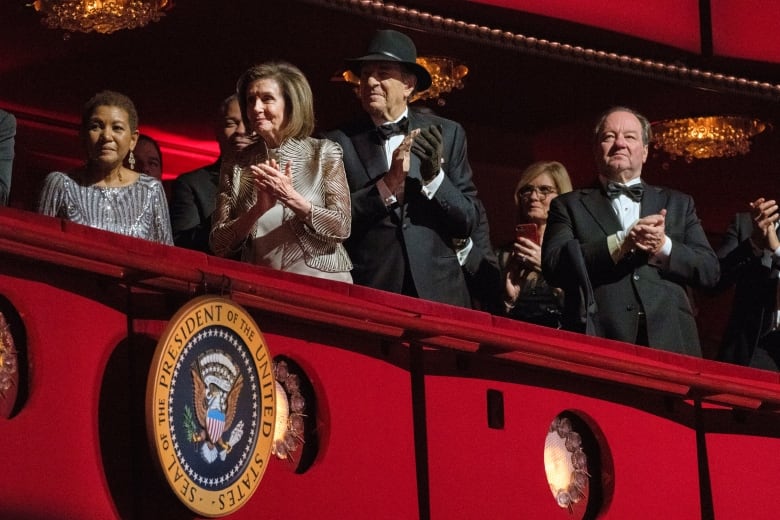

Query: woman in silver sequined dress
left=210, top=62, right=352, bottom=282
left=38, top=90, right=173, bottom=245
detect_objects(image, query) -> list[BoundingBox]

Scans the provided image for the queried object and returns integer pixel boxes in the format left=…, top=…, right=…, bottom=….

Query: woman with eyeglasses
left=498, top=161, right=573, bottom=327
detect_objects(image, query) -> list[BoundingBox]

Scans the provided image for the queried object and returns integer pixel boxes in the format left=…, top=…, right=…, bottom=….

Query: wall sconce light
left=32, top=0, right=174, bottom=34
left=544, top=415, right=589, bottom=512
left=272, top=356, right=318, bottom=473
left=651, top=116, right=768, bottom=163
left=0, top=312, right=19, bottom=414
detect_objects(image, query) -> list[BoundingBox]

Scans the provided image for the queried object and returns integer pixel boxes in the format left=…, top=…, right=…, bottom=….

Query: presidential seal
left=146, top=296, right=276, bottom=517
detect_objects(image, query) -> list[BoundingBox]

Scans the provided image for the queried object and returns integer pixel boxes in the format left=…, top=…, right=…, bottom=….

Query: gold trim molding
left=301, top=0, right=780, bottom=101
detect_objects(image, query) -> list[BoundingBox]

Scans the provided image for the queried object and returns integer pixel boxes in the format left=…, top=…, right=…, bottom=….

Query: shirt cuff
left=648, top=235, right=672, bottom=268
left=455, top=237, right=473, bottom=266
left=420, top=169, right=444, bottom=199
left=608, top=231, right=625, bottom=263
left=377, top=178, right=398, bottom=207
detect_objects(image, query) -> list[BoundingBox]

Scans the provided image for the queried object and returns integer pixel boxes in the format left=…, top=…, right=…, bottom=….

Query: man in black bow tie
left=323, top=30, right=481, bottom=307
left=542, top=106, right=719, bottom=355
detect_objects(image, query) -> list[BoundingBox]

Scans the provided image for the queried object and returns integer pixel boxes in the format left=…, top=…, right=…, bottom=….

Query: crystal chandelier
left=411, top=56, right=469, bottom=105
left=651, top=116, right=767, bottom=162
left=339, top=56, right=469, bottom=106
left=32, top=0, right=174, bottom=34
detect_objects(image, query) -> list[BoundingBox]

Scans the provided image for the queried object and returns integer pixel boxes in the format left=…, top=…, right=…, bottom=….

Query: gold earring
left=128, top=151, right=135, bottom=170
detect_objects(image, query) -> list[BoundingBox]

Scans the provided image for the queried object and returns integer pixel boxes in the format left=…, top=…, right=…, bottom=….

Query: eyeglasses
left=518, top=185, right=558, bottom=200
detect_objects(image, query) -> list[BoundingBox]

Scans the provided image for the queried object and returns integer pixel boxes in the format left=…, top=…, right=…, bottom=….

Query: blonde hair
left=513, top=161, right=573, bottom=207
left=236, top=61, right=315, bottom=141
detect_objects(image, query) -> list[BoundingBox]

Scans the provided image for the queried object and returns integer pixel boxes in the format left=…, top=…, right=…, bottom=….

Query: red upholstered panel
left=427, top=376, right=702, bottom=518
left=711, top=2, right=780, bottom=63
left=0, top=275, right=127, bottom=518
left=2, top=207, right=780, bottom=518
left=708, top=432, right=780, bottom=518
left=468, top=0, right=702, bottom=52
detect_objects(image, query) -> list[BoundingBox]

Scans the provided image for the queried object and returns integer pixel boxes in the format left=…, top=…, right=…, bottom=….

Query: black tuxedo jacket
left=0, top=109, right=15, bottom=207
left=462, top=198, right=500, bottom=311
left=324, top=111, right=479, bottom=307
left=170, top=160, right=221, bottom=254
left=716, top=212, right=779, bottom=365
left=542, top=181, right=719, bottom=356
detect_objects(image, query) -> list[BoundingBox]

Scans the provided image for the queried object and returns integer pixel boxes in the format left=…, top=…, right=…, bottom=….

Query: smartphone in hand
left=515, top=223, right=539, bottom=244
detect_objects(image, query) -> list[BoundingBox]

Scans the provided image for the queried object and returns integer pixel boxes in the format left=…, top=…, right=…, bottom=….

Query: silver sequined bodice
left=38, top=171, right=173, bottom=245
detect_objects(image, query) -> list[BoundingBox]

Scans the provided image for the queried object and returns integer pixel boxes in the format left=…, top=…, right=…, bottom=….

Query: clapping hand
left=627, top=209, right=667, bottom=255
left=384, top=129, right=420, bottom=193
left=256, top=158, right=294, bottom=198
left=250, top=158, right=293, bottom=214
left=750, top=197, right=780, bottom=251
left=411, top=124, right=443, bottom=182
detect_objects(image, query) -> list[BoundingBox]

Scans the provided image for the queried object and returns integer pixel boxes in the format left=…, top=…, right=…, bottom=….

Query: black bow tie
left=606, top=182, right=644, bottom=202
left=376, top=117, right=409, bottom=140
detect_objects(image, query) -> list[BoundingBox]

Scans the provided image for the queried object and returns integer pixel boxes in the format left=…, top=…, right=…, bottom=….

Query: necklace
left=102, top=170, right=123, bottom=187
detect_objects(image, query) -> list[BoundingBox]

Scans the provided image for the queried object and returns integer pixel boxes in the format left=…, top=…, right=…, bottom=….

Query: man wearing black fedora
left=324, top=29, right=481, bottom=307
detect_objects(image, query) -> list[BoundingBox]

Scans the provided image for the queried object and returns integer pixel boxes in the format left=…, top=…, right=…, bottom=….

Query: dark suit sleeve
left=0, top=110, right=16, bottom=207
left=664, top=192, right=720, bottom=289
left=462, top=199, right=500, bottom=309
left=462, top=200, right=496, bottom=276
left=170, top=174, right=211, bottom=252
left=424, top=121, right=479, bottom=238
left=542, top=194, right=615, bottom=289
left=715, top=212, right=764, bottom=291
left=542, top=196, right=576, bottom=289
left=350, top=181, right=392, bottom=238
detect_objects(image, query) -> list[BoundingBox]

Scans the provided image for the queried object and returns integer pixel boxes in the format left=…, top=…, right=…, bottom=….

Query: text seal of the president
left=147, top=295, right=276, bottom=517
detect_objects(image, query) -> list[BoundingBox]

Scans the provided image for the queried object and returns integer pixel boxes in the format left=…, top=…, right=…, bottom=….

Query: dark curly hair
left=80, top=90, right=139, bottom=134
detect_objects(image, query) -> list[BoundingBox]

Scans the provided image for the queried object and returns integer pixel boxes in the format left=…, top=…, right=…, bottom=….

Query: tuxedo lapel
left=639, top=181, right=664, bottom=217
left=580, top=188, right=622, bottom=235
left=352, top=127, right=389, bottom=182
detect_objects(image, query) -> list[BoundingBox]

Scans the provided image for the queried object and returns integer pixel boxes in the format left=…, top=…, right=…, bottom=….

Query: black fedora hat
left=346, top=30, right=432, bottom=92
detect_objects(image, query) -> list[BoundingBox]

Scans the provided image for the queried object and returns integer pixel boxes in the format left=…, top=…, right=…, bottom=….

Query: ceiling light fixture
left=412, top=56, right=469, bottom=105
left=651, top=116, right=768, bottom=162
left=32, top=0, right=174, bottom=35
